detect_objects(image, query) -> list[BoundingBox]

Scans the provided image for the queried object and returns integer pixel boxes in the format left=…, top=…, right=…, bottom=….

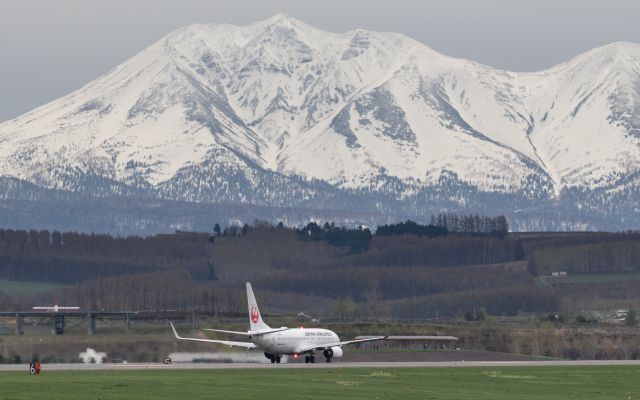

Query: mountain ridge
left=1, top=15, right=639, bottom=232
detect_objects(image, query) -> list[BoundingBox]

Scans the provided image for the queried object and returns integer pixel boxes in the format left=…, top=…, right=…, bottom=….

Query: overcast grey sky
left=1, top=0, right=638, bottom=122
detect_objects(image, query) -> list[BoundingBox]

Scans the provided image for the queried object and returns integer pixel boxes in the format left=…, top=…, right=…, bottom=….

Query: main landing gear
left=265, top=353, right=281, bottom=364
left=304, top=354, right=315, bottom=363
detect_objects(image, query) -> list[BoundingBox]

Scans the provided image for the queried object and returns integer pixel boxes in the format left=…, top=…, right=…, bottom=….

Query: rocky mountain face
left=1, top=14, right=639, bottom=233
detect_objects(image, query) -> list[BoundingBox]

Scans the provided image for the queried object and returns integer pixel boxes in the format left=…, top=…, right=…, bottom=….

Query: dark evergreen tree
left=626, top=308, right=637, bottom=327
left=207, top=261, right=217, bottom=281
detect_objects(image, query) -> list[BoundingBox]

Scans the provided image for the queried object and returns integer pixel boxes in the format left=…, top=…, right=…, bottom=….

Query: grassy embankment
left=0, top=366, right=638, bottom=400
left=547, top=272, right=640, bottom=285
left=0, top=280, right=66, bottom=295
left=1, top=317, right=638, bottom=363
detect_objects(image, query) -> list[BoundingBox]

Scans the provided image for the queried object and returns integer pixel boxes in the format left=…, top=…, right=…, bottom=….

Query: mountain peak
left=264, top=13, right=297, bottom=25
left=0, top=16, right=639, bottom=231
left=258, top=13, right=318, bottom=33
left=575, top=41, right=640, bottom=63
left=600, top=41, right=640, bottom=51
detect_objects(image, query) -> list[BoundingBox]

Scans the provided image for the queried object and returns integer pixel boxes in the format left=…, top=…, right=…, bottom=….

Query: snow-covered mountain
left=1, top=14, right=639, bottom=232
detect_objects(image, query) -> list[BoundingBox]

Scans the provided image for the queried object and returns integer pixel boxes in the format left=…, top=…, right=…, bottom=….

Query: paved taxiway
left=2, top=360, right=640, bottom=372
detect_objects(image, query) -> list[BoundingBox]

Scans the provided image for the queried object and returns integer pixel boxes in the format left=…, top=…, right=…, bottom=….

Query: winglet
left=169, top=321, right=181, bottom=339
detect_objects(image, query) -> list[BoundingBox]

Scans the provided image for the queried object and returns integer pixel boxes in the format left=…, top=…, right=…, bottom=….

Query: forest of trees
left=0, top=229, right=213, bottom=283
left=376, top=220, right=447, bottom=238
left=430, top=213, right=509, bottom=235
left=37, top=270, right=219, bottom=313
left=376, top=214, right=508, bottom=238
left=295, top=214, right=508, bottom=254
left=339, top=235, right=525, bottom=269
left=297, top=222, right=373, bottom=253
left=1, top=221, right=640, bottom=319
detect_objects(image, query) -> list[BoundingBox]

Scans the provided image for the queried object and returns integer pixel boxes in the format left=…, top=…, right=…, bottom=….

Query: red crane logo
left=250, top=305, right=259, bottom=323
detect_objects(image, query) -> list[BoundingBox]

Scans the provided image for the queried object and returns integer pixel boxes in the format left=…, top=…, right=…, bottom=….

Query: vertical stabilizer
left=246, top=282, right=270, bottom=331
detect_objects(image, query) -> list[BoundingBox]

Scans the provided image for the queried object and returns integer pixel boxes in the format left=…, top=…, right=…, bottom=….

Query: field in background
left=1, top=317, right=639, bottom=364
left=2, top=227, right=640, bottom=321
left=0, top=280, right=66, bottom=295
left=1, top=227, right=639, bottom=361
left=547, top=272, right=640, bottom=285
left=0, top=366, right=637, bottom=399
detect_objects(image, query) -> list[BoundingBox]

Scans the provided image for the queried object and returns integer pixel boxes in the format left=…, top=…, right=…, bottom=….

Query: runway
left=2, top=360, right=640, bottom=372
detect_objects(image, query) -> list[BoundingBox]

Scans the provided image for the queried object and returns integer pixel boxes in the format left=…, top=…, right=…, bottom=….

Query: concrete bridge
left=0, top=311, right=137, bottom=335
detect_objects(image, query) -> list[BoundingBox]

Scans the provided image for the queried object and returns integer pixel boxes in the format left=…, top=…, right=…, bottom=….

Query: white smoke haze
left=79, top=348, right=107, bottom=364
left=168, top=352, right=291, bottom=363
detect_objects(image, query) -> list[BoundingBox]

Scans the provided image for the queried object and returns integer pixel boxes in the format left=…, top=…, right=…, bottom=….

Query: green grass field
left=0, top=279, right=66, bottom=295
left=548, top=272, right=640, bottom=285
left=0, top=366, right=638, bottom=400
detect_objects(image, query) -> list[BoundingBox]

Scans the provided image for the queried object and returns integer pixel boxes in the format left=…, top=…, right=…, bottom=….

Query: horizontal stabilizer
left=204, top=327, right=289, bottom=336
left=203, top=328, right=251, bottom=336
left=250, top=327, right=289, bottom=336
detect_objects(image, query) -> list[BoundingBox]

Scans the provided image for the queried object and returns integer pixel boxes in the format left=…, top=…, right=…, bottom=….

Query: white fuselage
left=252, top=328, right=339, bottom=355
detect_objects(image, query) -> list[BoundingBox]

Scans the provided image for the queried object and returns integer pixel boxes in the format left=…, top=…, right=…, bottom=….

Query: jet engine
left=323, top=346, right=343, bottom=359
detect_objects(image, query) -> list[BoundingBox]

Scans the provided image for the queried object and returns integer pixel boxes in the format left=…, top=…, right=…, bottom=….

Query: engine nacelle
left=323, top=346, right=343, bottom=359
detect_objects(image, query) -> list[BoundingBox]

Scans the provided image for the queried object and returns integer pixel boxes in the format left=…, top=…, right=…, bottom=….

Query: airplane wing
left=337, top=336, right=387, bottom=346
left=296, top=334, right=459, bottom=353
left=357, top=335, right=459, bottom=341
left=297, top=335, right=387, bottom=353
left=170, top=322, right=256, bottom=349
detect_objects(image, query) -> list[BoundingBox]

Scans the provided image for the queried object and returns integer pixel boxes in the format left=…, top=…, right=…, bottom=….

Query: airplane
left=171, top=282, right=455, bottom=364
left=170, top=282, right=382, bottom=363
left=32, top=305, right=80, bottom=313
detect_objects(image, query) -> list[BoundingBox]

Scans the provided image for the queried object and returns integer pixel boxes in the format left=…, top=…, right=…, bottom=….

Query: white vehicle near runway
left=171, top=282, right=453, bottom=364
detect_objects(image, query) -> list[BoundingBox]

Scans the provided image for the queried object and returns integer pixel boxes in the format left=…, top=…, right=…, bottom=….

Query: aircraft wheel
left=276, top=356, right=281, bottom=364
left=310, top=355, right=315, bottom=363
left=304, top=356, right=310, bottom=363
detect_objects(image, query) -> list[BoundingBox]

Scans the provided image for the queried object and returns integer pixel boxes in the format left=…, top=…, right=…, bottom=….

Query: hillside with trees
left=0, top=217, right=639, bottom=321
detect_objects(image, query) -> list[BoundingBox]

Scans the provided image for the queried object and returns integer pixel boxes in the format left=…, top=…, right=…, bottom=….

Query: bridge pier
left=53, top=315, right=65, bottom=334
left=15, top=315, right=24, bottom=335
left=87, top=313, right=96, bottom=335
